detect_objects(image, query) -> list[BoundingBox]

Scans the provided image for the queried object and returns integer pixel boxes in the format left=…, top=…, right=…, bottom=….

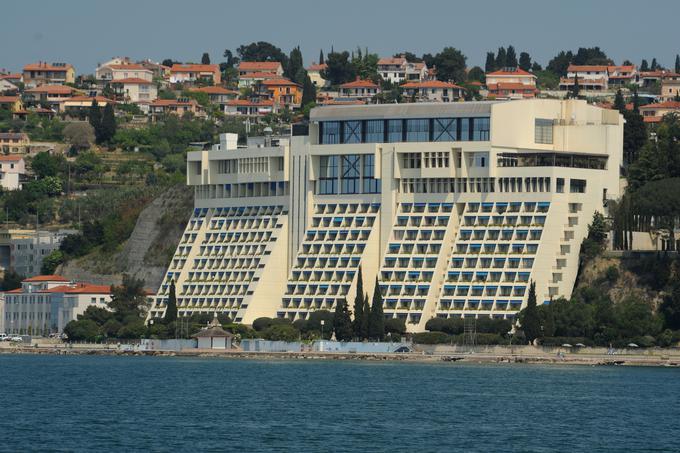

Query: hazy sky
left=1, top=0, right=678, bottom=74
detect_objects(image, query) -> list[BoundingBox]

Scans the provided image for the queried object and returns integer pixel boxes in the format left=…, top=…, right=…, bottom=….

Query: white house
left=378, top=57, right=428, bottom=84
left=0, top=155, right=25, bottom=190
left=401, top=80, right=465, bottom=102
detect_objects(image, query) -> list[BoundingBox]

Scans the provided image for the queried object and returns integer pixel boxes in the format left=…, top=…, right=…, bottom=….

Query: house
left=339, top=78, right=380, bottom=102
left=237, top=71, right=281, bottom=89
left=237, top=61, right=284, bottom=77
left=0, top=73, right=23, bottom=85
left=110, top=78, right=158, bottom=103
left=0, top=134, right=29, bottom=155
left=307, top=63, right=329, bottom=88
left=22, top=62, right=75, bottom=88
left=169, top=64, right=221, bottom=85
left=607, top=65, right=638, bottom=87
left=149, top=98, right=205, bottom=120
left=96, top=62, right=153, bottom=83
left=258, top=78, right=302, bottom=109
left=192, top=316, right=233, bottom=349
left=223, top=99, right=275, bottom=116
left=377, top=57, right=428, bottom=84
left=190, top=86, right=239, bottom=107
left=62, top=96, right=115, bottom=115
left=2, top=275, right=114, bottom=335
left=485, top=67, right=538, bottom=99
left=0, top=79, right=19, bottom=94
left=660, top=73, right=680, bottom=101
left=0, top=95, right=23, bottom=113
left=138, top=59, right=170, bottom=80
left=639, top=70, right=669, bottom=89
left=638, top=101, right=680, bottom=124
left=0, top=155, right=26, bottom=190
left=24, top=85, right=77, bottom=111
left=400, top=80, right=465, bottom=102
left=560, top=65, right=609, bottom=91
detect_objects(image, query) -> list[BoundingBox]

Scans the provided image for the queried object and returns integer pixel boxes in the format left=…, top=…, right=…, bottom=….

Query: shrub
left=605, top=265, right=619, bottom=283
left=63, top=319, right=101, bottom=342
left=384, top=318, right=406, bottom=335
left=261, top=324, right=300, bottom=342
left=412, top=331, right=450, bottom=345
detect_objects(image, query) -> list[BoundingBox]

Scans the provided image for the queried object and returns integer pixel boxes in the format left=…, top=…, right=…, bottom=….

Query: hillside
left=58, top=184, right=192, bottom=291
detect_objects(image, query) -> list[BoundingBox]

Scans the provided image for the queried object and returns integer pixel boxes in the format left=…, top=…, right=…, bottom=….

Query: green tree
left=88, top=99, right=102, bottom=142
left=495, top=47, right=507, bottom=69
left=613, top=89, right=626, bottom=113
left=433, top=47, right=467, bottom=83
left=201, top=52, right=211, bottom=64
left=569, top=73, right=580, bottom=99
left=301, top=73, right=316, bottom=108
left=660, top=281, right=680, bottom=330
left=164, top=280, right=178, bottom=322
left=237, top=41, right=288, bottom=66
left=108, top=274, right=147, bottom=321
left=521, top=281, right=542, bottom=343
left=484, top=52, right=496, bottom=72
left=333, top=298, right=353, bottom=341
left=0, top=270, right=24, bottom=290
left=651, top=58, right=659, bottom=71
left=63, top=122, right=95, bottom=151
left=352, top=267, right=365, bottom=338
left=547, top=50, right=574, bottom=76
left=519, top=52, right=532, bottom=71
left=572, top=47, right=611, bottom=65
left=319, top=49, right=325, bottom=65
left=286, top=46, right=304, bottom=81
left=323, top=51, right=356, bottom=85
left=384, top=318, right=406, bottom=336
left=368, top=278, right=384, bottom=340
left=640, top=59, right=649, bottom=71
left=675, top=55, right=680, bottom=74
left=467, top=66, right=485, bottom=82
left=80, top=305, right=113, bottom=325
left=622, top=96, right=647, bottom=166
left=362, top=297, right=370, bottom=339
left=64, top=319, right=101, bottom=342
left=262, top=323, right=299, bottom=341
left=506, top=45, right=518, bottom=67
left=41, top=250, right=64, bottom=275
left=100, top=103, right=117, bottom=143
left=28, top=152, right=66, bottom=179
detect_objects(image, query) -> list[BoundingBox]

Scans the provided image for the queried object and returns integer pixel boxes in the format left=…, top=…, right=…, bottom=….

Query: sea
left=0, top=354, right=678, bottom=452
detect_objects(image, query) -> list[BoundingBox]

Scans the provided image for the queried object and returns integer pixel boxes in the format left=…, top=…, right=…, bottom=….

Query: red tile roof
left=110, top=78, right=154, bottom=85
left=307, top=63, right=327, bottom=71
left=238, top=61, right=282, bottom=71
left=486, top=67, right=535, bottom=77
left=23, top=275, right=69, bottom=282
left=401, top=80, right=464, bottom=89
left=0, top=73, right=21, bottom=80
left=261, top=78, right=300, bottom=87
left=567, top=65, right=609, bottom=72
left=227, top=99, right=274, bottom=107
left=66, top=96, right=115, bottom=104
left=0, top=155, right=25, bottom=161
left=378, top=57, right=406, bottom=66
left=340, top=79, right=378, bottom=88
left=639, top=101, right=680, bottom=110
left=24, top=62, right=73, bottom=71
left=192, top=86, right=239, bottom=95
left=170, top=64, right=219, bottom=73
left=150, top=99, right=199, bottom=107
left=239, top=72, right=281, bottom=79
left=320, top=99, right=366, bottom=106
left=0, top=96, right=20, bottom=103
left=25, top=85, right=75, bottom=95
left=106, top=64, right=148, bottom=71
left=487, top=82, right=538, bottom=91
left=48, top=283, right=112, bottom=295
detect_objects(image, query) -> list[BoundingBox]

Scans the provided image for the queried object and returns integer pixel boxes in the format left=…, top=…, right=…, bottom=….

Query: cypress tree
left=333, top=298, right=353, bottom=341
left=301, top=72, right=316, bottom=107
left=352, top=266, right=365, bottom=338
left=571, top=74, right=580, bottom=99
left=100, top=103, right=117, bottom=143
left=201, top=52, right=211, bottom=64
left=640, top=59, right=649, bottom=71
left=319, top=49, right=325, bottom=65
left=484, top=52, right=496, bottom=73
left=165, top=280, right=178, bottom=322
left=519, top=52, right=532, bottom=72
left=368, top=277, right=384, bottom=340
left=495, top=47, right=507, bottom=69
left=521, top=281, right=541, bottom=344
left=613, top=89, right=626, bottom=113
left=361, top=297, right=370, bottom=340
left=88, top=99, right=101, bottom=142
left=651, top=58, right=658, bottom=71
left=506, top=45, right=518, bottom=67
left=675, top=55, right=680, bottom=74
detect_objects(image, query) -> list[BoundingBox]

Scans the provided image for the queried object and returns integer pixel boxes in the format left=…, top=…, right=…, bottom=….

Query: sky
left=1, top=0, right=679, bottom=74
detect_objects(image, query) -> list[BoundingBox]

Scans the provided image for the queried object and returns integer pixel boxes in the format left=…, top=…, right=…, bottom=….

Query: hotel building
left=148, top=99, right=623, bottom=332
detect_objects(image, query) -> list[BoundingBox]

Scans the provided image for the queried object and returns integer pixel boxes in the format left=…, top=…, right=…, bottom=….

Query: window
left=343, top=120, right=362, bottom=144
left=403, top=153, right=421, bottom=169
left=318, top=155, right=338, bottom=194
left=433, top=118, right=456, bottom=141
left=363, top=154, right=380, bottom=193
left=365, top=120, right=384, bottom=143
left=341, top=154, right=360, bottom=194
left=535, top=118, right=554, bottom=144
left=569, top=179, right=586, bottom=193
left=320, top=121, right=341, bottom=144
left=472, top=117, right=490, bottom=140
left=406, top=119, right=429, bottom=142
left=387, top=119, right=403, bottom=142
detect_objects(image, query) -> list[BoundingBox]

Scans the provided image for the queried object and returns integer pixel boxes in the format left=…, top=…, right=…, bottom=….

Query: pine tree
left=614, top=89, right=626, bottom=113
left=333, top=298, right=353, bottom=341
left=319, top=49, right=325, bottom=65
left=506, top=45, right=518, bottom=67
left=100, top=103, right=117, bottom=143
left=675, top=55, right=680, bottom=74
left=361, top=297, right=370, bottom=339
left=484, top=52, right=496, bottom=73
left=519, top=52, right=532, bottom=72
left=368, top=277, right=384, bottom=340
left=521, top=281, right=541, bottom=343
left=201, top=52, right=211, bottom=64
left=287, top=46, right=304, bottom=81
left=165, top=280, right=178, bottom=322
left=88, top=99, right=101, bottom=142
left=640, top=59, right=649, bottom=71
left=352, top=266, right=365, bottom=338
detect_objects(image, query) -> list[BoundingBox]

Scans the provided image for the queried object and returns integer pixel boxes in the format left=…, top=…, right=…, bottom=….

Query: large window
left=472, top=117, right=490, bottom=141
left=321, top=121, right=341, bottom=144
left=341, top=154, right=360, bottom=194
left=460, top=118, right=470, bottom=141
left=535, top=118, right=553, bottom=144
left=387, top=119, right=403, bottom=142
left=406, top=119, right=429, bottom=142
left=362, top=154, right=380, bottom=193
left=318, top=155, right=338, bottom=194
left=343, top=120, right=362, bottom=144
left=365, top=120, right=384, bottom=143
left=433, top=118, right=457, bottom=141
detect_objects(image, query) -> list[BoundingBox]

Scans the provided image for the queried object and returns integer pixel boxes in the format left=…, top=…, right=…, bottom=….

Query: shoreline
left=2, top=345, right=680, bottom=367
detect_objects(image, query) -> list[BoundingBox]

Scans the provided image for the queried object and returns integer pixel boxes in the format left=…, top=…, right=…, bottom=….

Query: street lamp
left=320, top=320, right=325, bottom=339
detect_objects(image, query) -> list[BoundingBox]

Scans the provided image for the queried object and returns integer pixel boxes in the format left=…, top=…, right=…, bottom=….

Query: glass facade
left=319, top=117, right=491, bottom=144
left=341, top=155, right=360, bottom=194
left=318, top=155, right=338, bottom=194
left=362, top=154, right=380, bottom=193
left=316, top=154, right=380, bottom=195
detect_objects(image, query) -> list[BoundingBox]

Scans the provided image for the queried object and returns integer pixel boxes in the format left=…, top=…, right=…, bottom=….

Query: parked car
left=9, top=336, right=23, bottom=342
left=0, top=333, right=8, bottom=341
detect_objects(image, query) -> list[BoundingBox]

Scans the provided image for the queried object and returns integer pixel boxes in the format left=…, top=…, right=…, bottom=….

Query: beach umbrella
left=575, top=343, right=586, bottom=347
left=627, top=343, right=639, bottom=348
left=562, top=343, right=572, bottom=348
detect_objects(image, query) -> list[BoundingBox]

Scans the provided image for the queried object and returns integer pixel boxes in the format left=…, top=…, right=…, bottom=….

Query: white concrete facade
left=150, top=100, right=623, bottom=332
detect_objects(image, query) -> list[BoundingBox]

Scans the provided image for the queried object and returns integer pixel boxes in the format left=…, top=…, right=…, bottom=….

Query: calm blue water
left=0, top=355, right=679, bottom=452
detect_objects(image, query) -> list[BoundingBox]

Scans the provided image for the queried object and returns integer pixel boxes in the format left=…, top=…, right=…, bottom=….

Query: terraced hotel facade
left=148, top=99, right=623, bottom=332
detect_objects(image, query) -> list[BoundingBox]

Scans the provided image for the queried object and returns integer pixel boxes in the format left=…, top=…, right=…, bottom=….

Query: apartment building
left=638, top=101, right=680, bottom=123
left=0, top=229, right=76, bottom=277
left=0, top=155, right=26, bottom=190
left=257, top=78, right=302, bottom=109
left=378, top=57, right=428, bottom=84
left=23, top=85, right=76, bottom=111
left=0, top=134, right=29, bottom=155
left=148, top=99, right=623, bottom=332
left=149, top=98, right=205, bottom=120
left=2, top=275, right=112, bottom=335
left=607, top=65, right=638, bottom=87
left=170, top=64, right=221, bottom=85
left=339, top=79, right=380, bottom=102
left=485, top=68, right=538, bottom=99
left=23, top=62, right=75, bottom=88
left=223, top=99, right=275, bottom=116
left=560, top=65, right=609, bottom=91
left=401, top=80, right=465, bottom=102
left=660, top=73, right=680, bottom=101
